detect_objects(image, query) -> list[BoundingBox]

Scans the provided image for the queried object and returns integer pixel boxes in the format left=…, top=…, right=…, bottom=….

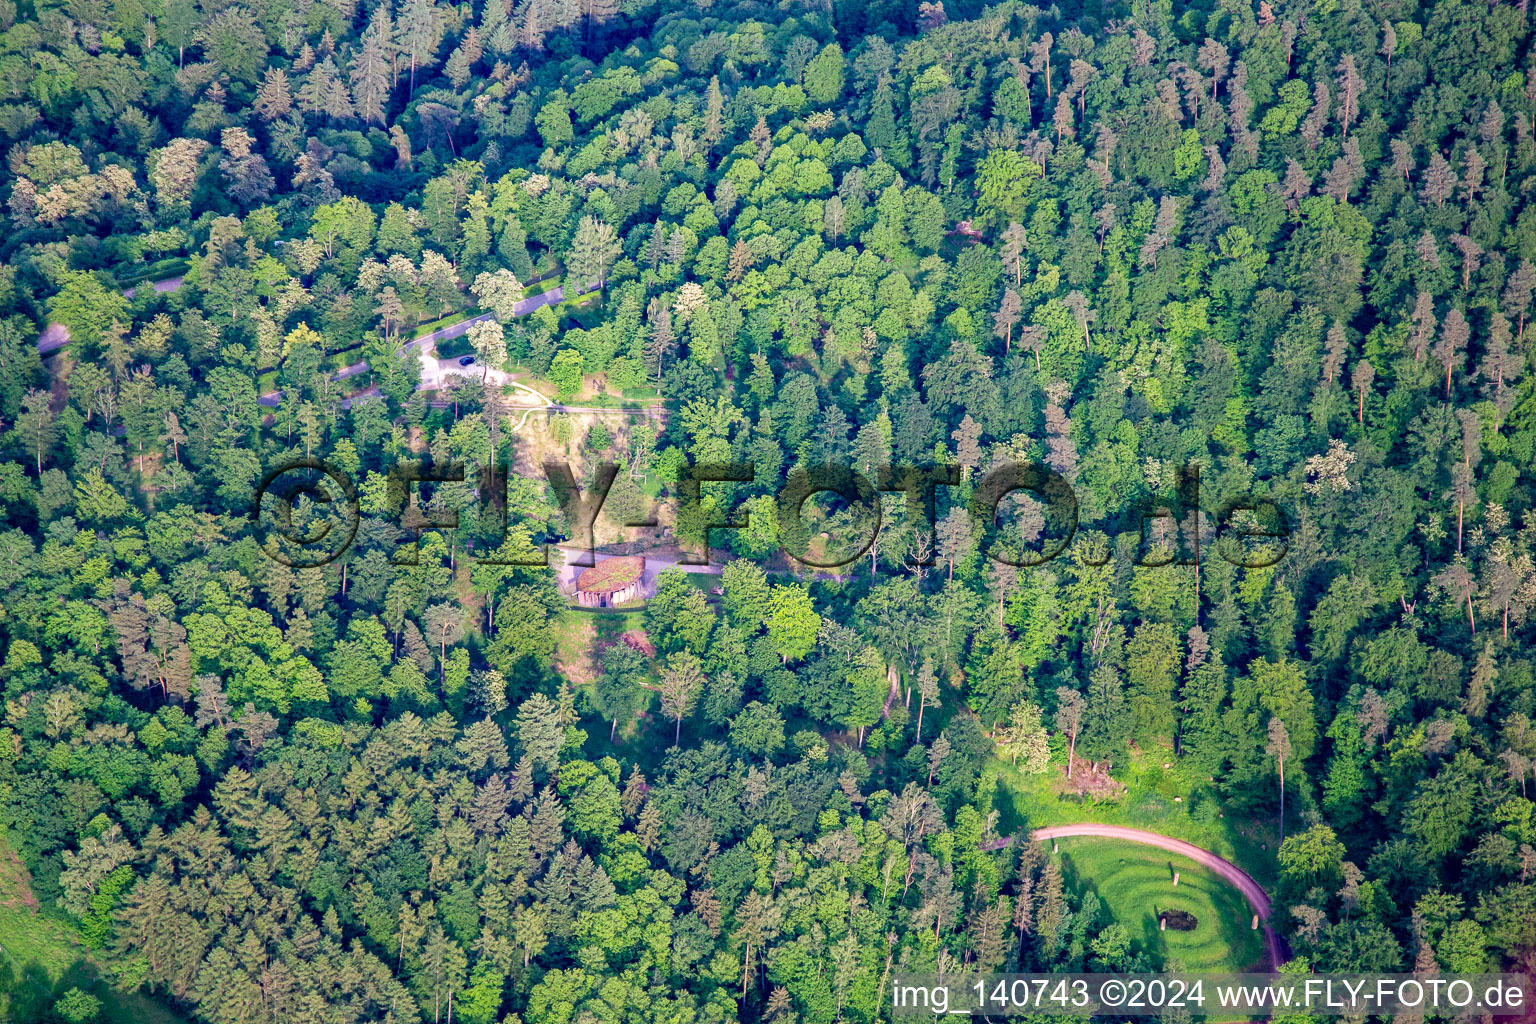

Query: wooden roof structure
left=575, top=556, right=645, bottom=595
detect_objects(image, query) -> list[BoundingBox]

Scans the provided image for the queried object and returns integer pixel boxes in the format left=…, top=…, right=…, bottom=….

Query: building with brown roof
left=575, top=555, right=646, bottom=608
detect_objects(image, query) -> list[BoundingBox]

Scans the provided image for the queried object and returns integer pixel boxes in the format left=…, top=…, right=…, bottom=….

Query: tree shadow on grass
left=1208, top=871, right=1268, bottom=971
left=991, top=779, right=1026, bottom=837
left=0, top=956, right=56, bottom=1023
left=1, top=935, right=193, bottom=1024
left=2, top=955, right=114, bottom=1024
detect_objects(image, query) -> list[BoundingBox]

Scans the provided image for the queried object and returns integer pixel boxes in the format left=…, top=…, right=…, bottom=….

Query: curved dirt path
left=993, top=824, right=1285, bottom=971
left=503, top=378, right=552, bottom=431
left=258, top=280, right=594, bottom=407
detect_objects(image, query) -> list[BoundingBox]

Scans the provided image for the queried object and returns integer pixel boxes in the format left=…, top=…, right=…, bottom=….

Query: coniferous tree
left=398, top=0, right=443, bottom=92
left=351, top=32, right=391, bottom=125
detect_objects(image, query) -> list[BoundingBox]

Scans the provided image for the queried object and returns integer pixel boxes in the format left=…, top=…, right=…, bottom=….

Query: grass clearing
left=411, top=276, right=566, bottom=350
left=552, top=609, right=645, bottom=660
left=554, top=615, right=599, bottom=687
left=563, top=608, right=684, bottom=774
left=0, top=835, right=189, bottom=1024
left=990, top=746, right=1280, bottom=890
left=324, top=344, right=367, bottom=370
left=1054, top=836, right=1266, bottom=973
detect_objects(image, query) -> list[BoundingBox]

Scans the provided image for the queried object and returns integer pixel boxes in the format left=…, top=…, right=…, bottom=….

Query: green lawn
left=1053, top=836, right=1267, bottom=973
left=0, top=837, right=190, bottom=1024
left=255, top=344, right=364, bottom=391
left=410, top=306, right=481, bottom=339
left=553, top=606, right=645, bottom=638
left=553, top=608, right=689, bottom=776
left=324, top=344, right=367, bottom=370
left=412, top=276, right=564, bottom=340
left=422, top=278, right=571, bottom=360
left=558, top=292, right=604, bottom=328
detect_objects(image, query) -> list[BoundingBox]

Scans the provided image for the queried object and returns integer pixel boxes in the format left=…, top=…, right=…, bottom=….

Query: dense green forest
left=2, top=0, right=1536, bottom=1019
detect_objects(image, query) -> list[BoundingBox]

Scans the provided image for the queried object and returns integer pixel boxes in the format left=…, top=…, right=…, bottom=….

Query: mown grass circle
left=1054, top=837, right=1266, bottom=972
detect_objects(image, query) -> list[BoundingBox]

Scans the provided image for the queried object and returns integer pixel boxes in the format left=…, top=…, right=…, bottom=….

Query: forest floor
left=0, top=834, right=190, bottom=1024
left=1052, top=836, right=1268, bottom=976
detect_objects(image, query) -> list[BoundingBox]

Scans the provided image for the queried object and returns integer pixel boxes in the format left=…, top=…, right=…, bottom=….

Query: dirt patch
left=47, top=350, right=75, bottom=411
left=133, top=449, right=165, bottom=490
left=1161, top=909, right=1198, bottom=931
left=617, top=629, right=654, bottom=658
left=0, top=843, right=40, bottom=912
left=1058, top=760, right=1126, bottom=799
left=451, top=562, right=483, bottom=626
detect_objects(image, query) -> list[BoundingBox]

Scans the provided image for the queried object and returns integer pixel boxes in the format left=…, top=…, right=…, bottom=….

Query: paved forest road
left=123, top=275, right=185, bottom=299
left=988, top=824, right=1285, bottom=971
left=37, top=323, right=69, bottom=355
left=38, top=276, right=185, bottom=355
